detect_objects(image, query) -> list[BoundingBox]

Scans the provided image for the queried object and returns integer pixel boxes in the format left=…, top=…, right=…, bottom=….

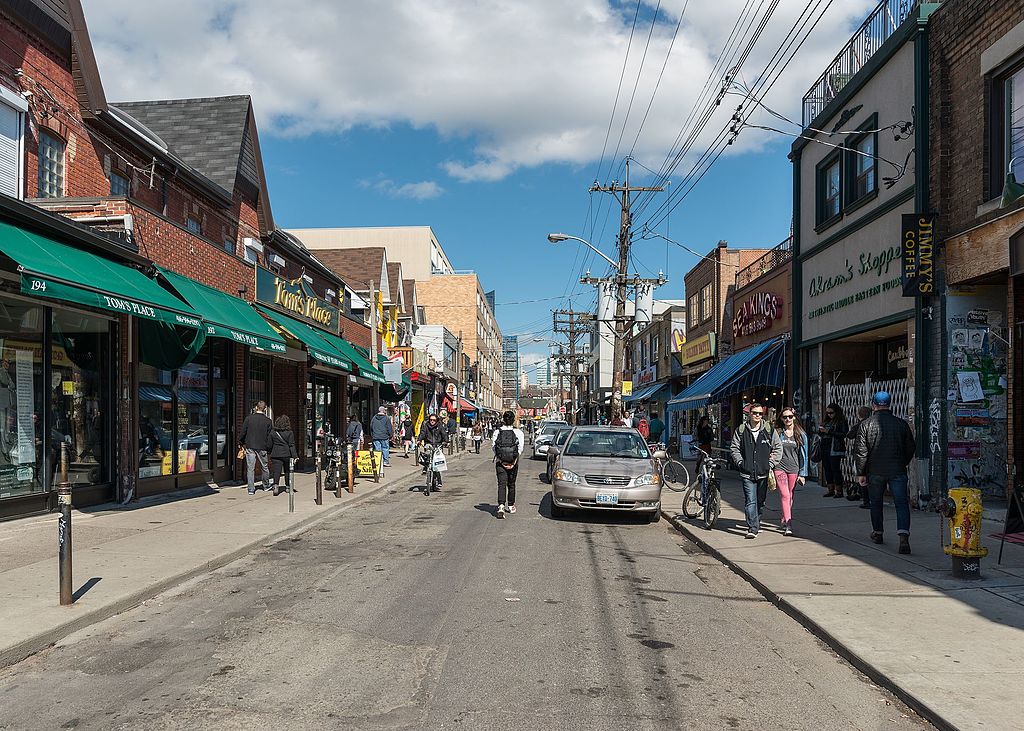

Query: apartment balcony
left=735, top=237, right=793, bottom=289
left=801, top=0, right=919, bottom=128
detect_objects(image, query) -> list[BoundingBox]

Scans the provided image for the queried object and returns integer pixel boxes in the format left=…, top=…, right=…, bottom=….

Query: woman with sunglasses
left=817, top=403, right=849, bottom=498
left=769, top=409, right=808, bottom=536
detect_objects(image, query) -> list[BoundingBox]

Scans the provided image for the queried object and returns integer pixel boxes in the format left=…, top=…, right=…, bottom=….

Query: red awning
left=459, top=398, right=477, bottom=412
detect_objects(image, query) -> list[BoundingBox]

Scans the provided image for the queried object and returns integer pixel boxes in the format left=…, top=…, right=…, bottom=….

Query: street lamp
left=547, top=233, right=621, bottom=271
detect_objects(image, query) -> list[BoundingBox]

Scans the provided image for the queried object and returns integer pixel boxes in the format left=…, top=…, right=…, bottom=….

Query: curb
left=0, top=451, right=473, bottom=671
left=661, top=508, right=957, bottom=731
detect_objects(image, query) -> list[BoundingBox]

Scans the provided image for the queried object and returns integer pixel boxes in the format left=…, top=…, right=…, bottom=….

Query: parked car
left=533, top=422, right=568, bottom=459
left=544, top=427, right=573, bottom=483
left=549, top=426, right=663, bottom=522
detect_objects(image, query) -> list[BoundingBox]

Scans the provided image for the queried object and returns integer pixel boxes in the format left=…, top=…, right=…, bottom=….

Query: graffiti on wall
left=945, top=288, right=1007, bottom=497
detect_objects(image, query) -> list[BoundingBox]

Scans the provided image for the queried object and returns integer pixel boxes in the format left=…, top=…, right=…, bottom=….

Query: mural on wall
left=946, top=286, right=1007, bottom=498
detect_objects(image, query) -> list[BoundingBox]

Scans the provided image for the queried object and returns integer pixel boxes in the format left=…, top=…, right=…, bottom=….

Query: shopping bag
left=432, top=450, right=448, bottom=472
left=236, top=446, right=246, bottom=460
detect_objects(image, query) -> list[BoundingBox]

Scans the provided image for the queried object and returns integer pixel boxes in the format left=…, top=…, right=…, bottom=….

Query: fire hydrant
left=937, top=487, right=988, bottom=579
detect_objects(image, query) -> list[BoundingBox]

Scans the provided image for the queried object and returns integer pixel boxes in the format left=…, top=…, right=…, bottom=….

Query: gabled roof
left=108, top=96, right=276, bottom=233
left=312, top=246, right=391, bottom=300
left=387, top=262, right=405, bottom=313
left=402, top=279, right=417, bottom=322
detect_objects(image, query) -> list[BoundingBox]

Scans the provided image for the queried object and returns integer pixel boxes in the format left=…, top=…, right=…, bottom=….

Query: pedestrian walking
left=492, top=410, right=525, bottom=518
left=648, top=410, right=665, bottom=444
left=768, top=408, right=808, bottom=537
left=471, top=420, right=484, bottom=453
left=370, top=406, right=393, bottom=467
left=846, top=406, right=872, bottom=507
left=817, top=403, right=849, bottom=498
left=400, top=415, right=415, bottom=458
left=610, top=411, right=626, bottom=426
left=696, top=415, right=714, bottom=454
left=853, top=391, right=917, bottom=554
left=240, top=400, right=273, bottom=495
left=345, top=412, right=364, bottom=451
left=730, top=402, right=773, bottom=538
left=270, top=414, right=297, bottom=496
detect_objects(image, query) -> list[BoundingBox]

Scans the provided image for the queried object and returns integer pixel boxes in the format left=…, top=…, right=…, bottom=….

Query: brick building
left=927, top=0, right=1024, bottom=499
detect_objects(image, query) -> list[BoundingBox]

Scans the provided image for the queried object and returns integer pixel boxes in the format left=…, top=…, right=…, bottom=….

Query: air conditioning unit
left=301, top=273, right=314, bottom=285
left=242, top=237, right=264, bottom=254
left=268, top=253, right=286, bottom=269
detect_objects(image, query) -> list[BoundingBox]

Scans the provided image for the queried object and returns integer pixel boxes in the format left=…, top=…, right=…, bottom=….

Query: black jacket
left=853, top=410, right=916, bottom=477
left=419, top=421, right=448, bottom=447
left=729, top=424, right=773, bottom=478
left=240, top=412, right=273, bottom=452
left=270, top=428, right=297, bottom=460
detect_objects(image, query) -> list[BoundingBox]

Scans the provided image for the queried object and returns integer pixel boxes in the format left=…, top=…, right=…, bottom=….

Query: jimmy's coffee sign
left=255, top=265, right=339, bottom=331
left=901, top=213, right=937, bottom=297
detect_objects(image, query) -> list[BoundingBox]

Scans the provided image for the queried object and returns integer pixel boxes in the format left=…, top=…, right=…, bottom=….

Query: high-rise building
left=502, top=335, right=520, bottom=406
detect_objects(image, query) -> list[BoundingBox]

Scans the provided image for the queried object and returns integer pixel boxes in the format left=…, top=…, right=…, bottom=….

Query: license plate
left=596, top=492, right=619, bottom=505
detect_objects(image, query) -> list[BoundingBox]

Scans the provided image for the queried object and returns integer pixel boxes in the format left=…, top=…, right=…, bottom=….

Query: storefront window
left=138, top=364, right=173, bottom=479
left=52, top=310, right=111, bottom=488
left=176, top=349, right=209, bottom=474
left=211, top=341, right=231, bottom=469
left=249, top=354, right=271, bottom=416
left=0, top=300, right=45, bottom=498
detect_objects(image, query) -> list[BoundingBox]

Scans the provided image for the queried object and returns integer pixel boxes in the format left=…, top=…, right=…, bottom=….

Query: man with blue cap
left=852, top=391, right=916, bottom=554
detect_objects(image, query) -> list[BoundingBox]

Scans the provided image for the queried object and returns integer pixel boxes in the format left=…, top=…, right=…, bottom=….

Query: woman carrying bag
left=817, top=403, right=849, bottom=498
left=769, top=407, right=808, bottom=537
left=270, top=415, right=298, bottom=496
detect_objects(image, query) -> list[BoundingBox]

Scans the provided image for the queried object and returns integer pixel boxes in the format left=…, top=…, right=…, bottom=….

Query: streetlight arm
left=547, top=233, right=621, bottom=271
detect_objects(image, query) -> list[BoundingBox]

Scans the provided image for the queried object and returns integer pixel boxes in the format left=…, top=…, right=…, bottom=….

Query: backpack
left=637, top=419, right=650, bottom=439
left=494, top=428, right=519, bottom=464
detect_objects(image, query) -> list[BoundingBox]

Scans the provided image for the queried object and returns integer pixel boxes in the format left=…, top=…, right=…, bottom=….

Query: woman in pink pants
left=769, top=408, right=808, bottom=537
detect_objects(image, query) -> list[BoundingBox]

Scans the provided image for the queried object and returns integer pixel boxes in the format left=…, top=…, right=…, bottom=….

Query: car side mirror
left=653, top=450, right=668, bottom=460
left=548, top=446, right=560, bottom=457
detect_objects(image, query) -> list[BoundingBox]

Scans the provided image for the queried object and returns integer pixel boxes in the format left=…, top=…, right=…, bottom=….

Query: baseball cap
left=872, top=391, right=891, bottom=407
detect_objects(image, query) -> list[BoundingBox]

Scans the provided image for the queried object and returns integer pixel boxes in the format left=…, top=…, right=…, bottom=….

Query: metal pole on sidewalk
left=288, top=458, right=294, bottom=513
left=346, top=443, right=354, bottom=494
left=57, top=441, right=73, bottom=606
left=315, top=438, right=323, bottom=506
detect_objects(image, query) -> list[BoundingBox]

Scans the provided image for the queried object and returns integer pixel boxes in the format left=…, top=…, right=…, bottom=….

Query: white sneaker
left=745, top=530, right=756, bottom=539
left=508, top=505, right=517, bottom=514
left=497, top=504, right=506, bottom=519
left=783, top=523, right=793, bottom=537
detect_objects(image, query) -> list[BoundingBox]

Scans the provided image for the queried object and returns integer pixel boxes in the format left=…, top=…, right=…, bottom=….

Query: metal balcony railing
left=736, top=237, right=793, bottom=289
left=801, top=0, right=918, bottom=128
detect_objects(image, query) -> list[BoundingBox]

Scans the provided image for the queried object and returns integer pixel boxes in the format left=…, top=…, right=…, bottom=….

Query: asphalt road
left=0, top=452, right=931, bottom=730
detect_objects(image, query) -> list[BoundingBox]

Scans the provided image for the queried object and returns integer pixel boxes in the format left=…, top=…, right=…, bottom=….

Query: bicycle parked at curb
left=651, top=442, right=691, bottom=492
left=681, top=445, right=723, bottom=529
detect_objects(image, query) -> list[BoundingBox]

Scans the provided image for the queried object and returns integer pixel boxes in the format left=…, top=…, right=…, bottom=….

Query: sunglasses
left=782, top=414, right=795, bottom=419
left=750, top=411, right=764, bottom=416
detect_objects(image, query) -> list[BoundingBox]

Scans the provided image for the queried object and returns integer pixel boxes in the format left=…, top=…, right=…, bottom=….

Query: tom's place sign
left=901, top=213, right=937, bottom=297
left=256, top=265, right=339, bottom=331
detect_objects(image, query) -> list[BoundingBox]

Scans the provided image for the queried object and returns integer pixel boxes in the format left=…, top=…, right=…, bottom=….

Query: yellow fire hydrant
left=938, top=487, right=988, bottom=579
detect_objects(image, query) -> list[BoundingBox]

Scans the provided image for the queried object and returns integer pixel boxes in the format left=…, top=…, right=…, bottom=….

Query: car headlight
left=553, top=468, right=581, bottom=484
left=634, top=473, right=661, bottom=487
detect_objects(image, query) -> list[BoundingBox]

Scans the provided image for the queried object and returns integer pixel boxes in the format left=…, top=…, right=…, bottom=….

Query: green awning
left=332, top=342, right=385, bottom=383
left=159, top=269, right=286, bottom=354
left=255, top=305, right=353, bottom=371
left=0, top=220, right=201, bottom=328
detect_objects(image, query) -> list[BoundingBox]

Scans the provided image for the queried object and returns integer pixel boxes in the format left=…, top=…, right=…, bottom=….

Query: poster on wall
left=948, top=441, right=982, bottom=460
left=956, top=371, right=985, bottom=402
left=15, top=350, right=34, bottom=464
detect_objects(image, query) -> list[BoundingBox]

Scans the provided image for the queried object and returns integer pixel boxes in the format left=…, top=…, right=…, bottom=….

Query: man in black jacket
left=418, top=412, right=449, bottom=487
left=854, top=391, right=916, bottom=554
left=240, top=400, right=273, bottom=495
left=729, top=403, right=774, bottom=538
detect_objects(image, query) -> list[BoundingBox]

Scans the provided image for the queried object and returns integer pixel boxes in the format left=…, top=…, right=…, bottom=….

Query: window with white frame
left=0, top=97, right=25, bottom=198
left=36, top=130, right=64, bottom=198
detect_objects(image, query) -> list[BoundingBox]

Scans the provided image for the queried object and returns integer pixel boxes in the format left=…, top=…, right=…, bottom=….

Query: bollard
left=346, top=443, right=354, bottom=494
left=335, top=449, right=343, bottom=497
left=938, top=487, right=989, bottom=578
left=57, top=441, right=73, bottom=606
left=372, top=449, right=380, bottom=484
left=288, top=458, right=294, bottom=513
left=314, top=440, right=322, bottom=506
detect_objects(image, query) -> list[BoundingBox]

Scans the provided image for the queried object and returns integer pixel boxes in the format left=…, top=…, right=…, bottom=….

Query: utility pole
left=588, top=158, right=665, bottom=421
left=368, top=279, right=378, bottom=363
left=553, top=309, right=593, bottom=425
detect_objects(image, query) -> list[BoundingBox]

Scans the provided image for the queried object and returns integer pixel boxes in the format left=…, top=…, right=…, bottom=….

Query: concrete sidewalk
left=662, top=469, right=1024, bottom=731
left=0, top=449, right=475, bottom=669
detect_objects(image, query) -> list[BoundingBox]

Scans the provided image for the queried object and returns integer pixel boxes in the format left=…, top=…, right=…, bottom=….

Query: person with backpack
left=492, top=410, right=525, bottom=519
left=768, top=407, right=808, bottom=537
left=370, top=406, right=394, bottom=467
left=471, top=420, right=484, bottom=453
left=269, top=414, right=298, bottom=496
left=729, top=403, right=774, bottom=538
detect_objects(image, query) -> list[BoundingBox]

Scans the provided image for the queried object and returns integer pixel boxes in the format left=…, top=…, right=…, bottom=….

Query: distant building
left=287, top=226, right=455, bottom=282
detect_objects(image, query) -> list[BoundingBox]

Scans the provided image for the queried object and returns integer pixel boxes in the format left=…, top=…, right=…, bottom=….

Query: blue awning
left=667, top=337, right=787, bottom=411
left=625, top=381, right=670, bottom=403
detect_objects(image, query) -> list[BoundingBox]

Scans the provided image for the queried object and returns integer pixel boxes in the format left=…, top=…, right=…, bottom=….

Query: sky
left=83, top=0, right=879, bottom=382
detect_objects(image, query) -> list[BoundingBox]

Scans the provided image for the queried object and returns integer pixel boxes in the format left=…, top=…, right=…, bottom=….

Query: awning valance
left=667, top=337, right=787, bottom=412
left=159, top=269, right=287, bottom=354
left=625, top=381, right=670, bottom=403
left=255, top=305, right=353, bottom=371
left=330, top=343, right=384, bottom=384
left=1, top=220, right=201, bottom=328
left=459, top=397, right=478, bottom=413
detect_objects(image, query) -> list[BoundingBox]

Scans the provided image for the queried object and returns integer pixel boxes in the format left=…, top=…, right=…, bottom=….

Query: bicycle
left=418, top=443, right=444, bottom=496
left=681, top=446, right=723, bottom=529
left=650, top=442, right=691, bottom=492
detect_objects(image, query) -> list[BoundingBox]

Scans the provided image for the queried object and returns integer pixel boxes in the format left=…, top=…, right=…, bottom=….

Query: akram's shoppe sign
left=732, top=292, right=783, bottom=338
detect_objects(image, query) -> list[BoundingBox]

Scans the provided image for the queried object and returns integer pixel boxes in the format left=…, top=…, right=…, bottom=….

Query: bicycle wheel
left=681, top=484, right=701, bottom=518
left=703, top=481, right=721, bottom=529
left=661, top=460, right=690, bottom=491
left=424, top=471, right=433, bottom=496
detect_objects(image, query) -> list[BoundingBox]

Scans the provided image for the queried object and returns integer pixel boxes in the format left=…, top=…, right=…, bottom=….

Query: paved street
left=0, top=452, right=929, bottom=730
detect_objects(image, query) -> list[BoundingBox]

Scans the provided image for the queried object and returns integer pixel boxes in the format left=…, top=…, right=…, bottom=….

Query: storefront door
left=306, top=373, right=340, bottom=457
left=210, top=341, right=233, bottom=483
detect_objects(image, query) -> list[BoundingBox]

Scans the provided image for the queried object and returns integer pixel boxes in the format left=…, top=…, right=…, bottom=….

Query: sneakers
left=783, top=523, right=793, bottom=537
left=898, top=535, right=911, bottom=554
left=871, top=531, right=884, bottom=544
left=508, top=504, right=517, bottom=514
left=745, top=530, right=757, bottom=539
left=247, top=489, right=256, bottom=495
left=497, top=504, right=506, bottom=519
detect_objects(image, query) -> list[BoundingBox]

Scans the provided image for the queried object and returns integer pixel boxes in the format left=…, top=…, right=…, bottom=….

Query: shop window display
left=0, top=300, right=45, bottom=498
left=138, top=364, right=173, bottom=479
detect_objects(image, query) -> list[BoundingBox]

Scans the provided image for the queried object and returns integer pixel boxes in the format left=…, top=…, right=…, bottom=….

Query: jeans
left=741, top=475, right=768, bottom=533
left=773, top=470, right=799, bottom=523
left=271, top=457, right=292, bottom=487
left=496, top=460, right=519, bottom=507
left=868, top=474, right=910, bottom=535
left=246, top=448, right=270, bottom=492
left=373, top=439, right=390, bottom=465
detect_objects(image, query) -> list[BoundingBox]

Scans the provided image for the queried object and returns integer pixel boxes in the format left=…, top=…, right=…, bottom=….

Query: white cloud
left=361, top=177, right=445, bottom=200
left=83, top=1, right=879, bottom=182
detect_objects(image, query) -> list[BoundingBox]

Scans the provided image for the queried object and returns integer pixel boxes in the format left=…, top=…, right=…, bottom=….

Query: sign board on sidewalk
left=354, top=450, right=383, bottom=478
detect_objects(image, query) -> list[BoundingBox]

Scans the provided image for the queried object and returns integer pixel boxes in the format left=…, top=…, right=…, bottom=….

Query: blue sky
left=84, top=0, right=878, bottom=380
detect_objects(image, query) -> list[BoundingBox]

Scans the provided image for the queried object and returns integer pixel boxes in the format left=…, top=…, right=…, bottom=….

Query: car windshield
left=564, top=430, right=651, bottom=458
left=538, top=426, right=561, bottom=438
left=554, top=429, right=571, bottom=446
